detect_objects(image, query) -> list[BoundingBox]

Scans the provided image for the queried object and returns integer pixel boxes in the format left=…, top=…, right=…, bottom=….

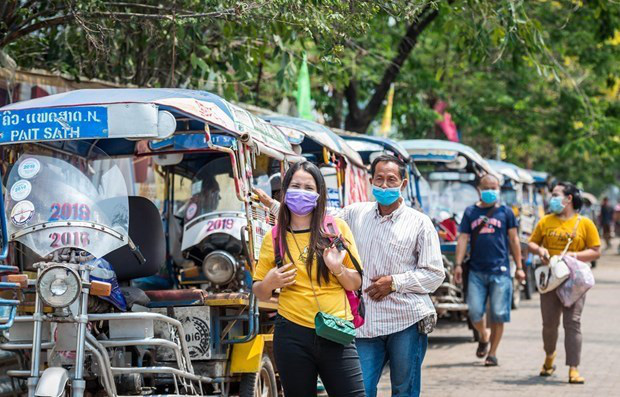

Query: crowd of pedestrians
left=254, top=156, right=602, bottom=396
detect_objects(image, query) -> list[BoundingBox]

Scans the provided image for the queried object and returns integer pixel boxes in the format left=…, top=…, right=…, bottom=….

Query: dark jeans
left=273, top=315, right=366, bottom=397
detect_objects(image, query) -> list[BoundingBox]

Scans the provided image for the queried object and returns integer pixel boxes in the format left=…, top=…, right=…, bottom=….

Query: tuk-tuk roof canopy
left=527, top=170, right=551, bottom=185
left=0, top=88, right=298, bottom=159
left=400, top=139, right=498, bottom=178
left=487, top=159, right=535, bottom=185
left=263, top=116, right=365, bottom=168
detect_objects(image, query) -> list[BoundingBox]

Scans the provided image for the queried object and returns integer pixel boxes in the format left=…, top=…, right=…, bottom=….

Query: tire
left=524, top=266, right=535, bottom=300
left=239, top=355, right=278, bottom=397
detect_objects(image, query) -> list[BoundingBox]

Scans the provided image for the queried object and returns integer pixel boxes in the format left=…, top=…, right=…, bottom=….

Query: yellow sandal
left=569, top=368, right=585, bottom=384
left=539, top=352, right=556, bottom=377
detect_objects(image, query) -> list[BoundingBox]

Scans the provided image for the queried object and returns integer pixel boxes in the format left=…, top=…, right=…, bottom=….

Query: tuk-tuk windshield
left=5, top=153, right=129, bottom=258
left=420, top=179, right=479, bottom=223
left=185, top=157, right=272, bottom=222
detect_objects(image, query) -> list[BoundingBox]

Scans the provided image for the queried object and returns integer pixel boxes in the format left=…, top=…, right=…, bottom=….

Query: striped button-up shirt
left=334, top=201, right=444, bottom=338
left=269, top=200, right=444, bottom=338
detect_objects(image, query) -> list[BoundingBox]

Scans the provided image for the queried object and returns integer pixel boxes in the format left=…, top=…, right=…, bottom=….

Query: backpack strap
left=322, top=216, right=363, bottom=277
left=271, top=225, right=284, bottom=268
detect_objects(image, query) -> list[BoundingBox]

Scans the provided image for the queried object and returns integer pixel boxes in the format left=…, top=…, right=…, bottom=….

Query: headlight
left=37, top=266, right=81, bottom=308
left=202, top=250, right=236, bottom=285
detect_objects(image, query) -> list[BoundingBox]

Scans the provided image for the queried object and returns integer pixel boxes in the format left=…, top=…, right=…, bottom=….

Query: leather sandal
left=476, top=341, right=489, bottom=358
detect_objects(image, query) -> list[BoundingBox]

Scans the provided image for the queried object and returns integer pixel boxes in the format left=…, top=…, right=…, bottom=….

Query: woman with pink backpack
left=252, top=161, right=366, bottom=397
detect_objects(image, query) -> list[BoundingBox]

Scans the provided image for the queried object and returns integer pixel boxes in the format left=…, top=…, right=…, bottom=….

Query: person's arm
left=252, top=264, right=297, bottom=301
left=254, top=188, right=347, bottom=219
left=508, top=227, right=526, bottom=281
left=389, top=217, right=445, bottom=295
left=252, top=229, right=297, bottom=301
left=528, top=217, right=550, bottom=264
left=323, top=245, right=362, bottom=291
left=453, top=233, right=469, bottom=284
left=507, top=228, right=523, bottom=267
left=569, top=218, right=601, bottom=262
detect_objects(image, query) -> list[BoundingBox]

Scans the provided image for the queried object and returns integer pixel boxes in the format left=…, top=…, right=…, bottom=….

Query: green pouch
left=314, top=311, right=355, bottom=346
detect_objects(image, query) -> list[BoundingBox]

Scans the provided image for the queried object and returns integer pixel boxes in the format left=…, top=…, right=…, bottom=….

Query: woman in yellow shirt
left=252, top=161, right=365, bottom=397
left=529, top=182, right=601, bottom=384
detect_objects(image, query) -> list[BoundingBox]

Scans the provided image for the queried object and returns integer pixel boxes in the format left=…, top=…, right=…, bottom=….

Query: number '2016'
left=49, top=232, right=90, bottom=248
left=50, top=203, right=90, bottom=221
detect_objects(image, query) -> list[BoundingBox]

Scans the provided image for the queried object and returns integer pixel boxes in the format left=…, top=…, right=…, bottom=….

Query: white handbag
left=535, top=216, right=581, bottom=294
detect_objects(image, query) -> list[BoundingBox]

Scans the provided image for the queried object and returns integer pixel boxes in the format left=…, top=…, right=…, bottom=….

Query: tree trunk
left=343, top=4, right=441, bottom=133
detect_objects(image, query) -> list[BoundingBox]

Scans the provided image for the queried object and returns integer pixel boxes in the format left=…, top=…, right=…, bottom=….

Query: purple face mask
left=285, top=188, right=319, bottom=216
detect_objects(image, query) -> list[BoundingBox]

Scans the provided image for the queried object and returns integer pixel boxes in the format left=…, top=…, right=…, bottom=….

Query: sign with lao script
left=0, top=106, right=109, bottom=144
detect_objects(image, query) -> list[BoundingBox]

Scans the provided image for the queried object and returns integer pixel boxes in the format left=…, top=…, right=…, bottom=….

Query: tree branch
left=344, top=3, right=441, bottom=132
left=367, top=7, right=439, bottom=120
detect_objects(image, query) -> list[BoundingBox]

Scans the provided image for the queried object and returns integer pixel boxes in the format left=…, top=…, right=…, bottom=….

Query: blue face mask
left=480, top=189, right=499, bottom=204
left=372, top=185, right=402, bottom=206
left=549, top=196, right=566, bottom=214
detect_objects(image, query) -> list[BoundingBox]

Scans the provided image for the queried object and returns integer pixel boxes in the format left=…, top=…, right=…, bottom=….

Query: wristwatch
left=390, top=279, right=397, bottom=293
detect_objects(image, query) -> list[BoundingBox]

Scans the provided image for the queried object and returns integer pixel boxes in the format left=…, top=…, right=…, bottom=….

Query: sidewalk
left=378, top=245, right=620, bottom=396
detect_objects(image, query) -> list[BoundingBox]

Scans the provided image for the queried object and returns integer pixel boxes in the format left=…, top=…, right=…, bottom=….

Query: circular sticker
left=10, top=180, right=32, bottom=201
left=186, top=203, right=198, bottom=220
left=11, top=200, right=35, bottom=226
left=18, top=158, right=41, bottom=179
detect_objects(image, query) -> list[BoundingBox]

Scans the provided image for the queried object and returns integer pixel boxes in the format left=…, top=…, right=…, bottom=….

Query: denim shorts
left=467, top=270, right=512, bottom=324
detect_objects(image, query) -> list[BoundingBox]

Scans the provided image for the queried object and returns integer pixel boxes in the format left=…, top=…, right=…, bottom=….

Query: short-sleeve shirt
left=459, top=204, right=518, bottom=274
left=253, top=217, right=362, bottom=329
left=529, top=214, right=600, bottom=256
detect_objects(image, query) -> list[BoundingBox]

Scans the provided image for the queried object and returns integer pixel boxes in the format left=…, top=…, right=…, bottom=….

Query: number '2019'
left=50, top=203, right=90, bottom=221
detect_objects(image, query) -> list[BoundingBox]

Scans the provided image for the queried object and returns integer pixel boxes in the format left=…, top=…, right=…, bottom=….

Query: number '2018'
left=50, top=203, right=90, bottom=221
left=49, top=232, right=90, bottom=248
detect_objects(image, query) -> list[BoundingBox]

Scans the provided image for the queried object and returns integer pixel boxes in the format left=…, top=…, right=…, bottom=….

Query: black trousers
left=273, top=315, right=366, bottom=397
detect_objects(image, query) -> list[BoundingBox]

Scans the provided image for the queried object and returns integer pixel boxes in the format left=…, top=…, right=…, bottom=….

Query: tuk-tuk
left=528, top=170, right=553, bottom=219
left=0, top=88, right=302, bottom=396
left=262, top=116, right=369, bottom=207
left=399, top=139, right=502, bottom=320
left=487, top=159, right=538, bottom=302
left=336, top=132, right=423, bottom=209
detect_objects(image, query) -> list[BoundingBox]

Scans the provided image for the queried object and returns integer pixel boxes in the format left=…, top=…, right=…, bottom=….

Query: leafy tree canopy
left=1, top=0, right=618, bottom=193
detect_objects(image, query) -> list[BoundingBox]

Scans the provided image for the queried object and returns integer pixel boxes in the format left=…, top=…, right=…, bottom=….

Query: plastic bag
left=556, top=255, right=595, bottom=307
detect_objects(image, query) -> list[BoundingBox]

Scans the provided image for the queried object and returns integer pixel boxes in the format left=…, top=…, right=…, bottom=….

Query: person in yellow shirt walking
left=528, top=182, right=601, bottom=384
left=252, top=161, right=365, bottom=397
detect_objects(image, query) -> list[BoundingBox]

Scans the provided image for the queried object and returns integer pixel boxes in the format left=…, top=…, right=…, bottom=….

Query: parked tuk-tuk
left=487, top=159, right=538, bottom=302
left=399, top=139, right=502, bottom=320
left=0, top=88, right=303, bottom=396
left=263, top=116, right=369, bottom=207
left=336, top=132, right=423, bottom=209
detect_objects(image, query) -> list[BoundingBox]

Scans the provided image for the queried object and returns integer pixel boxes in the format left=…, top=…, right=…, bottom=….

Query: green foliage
left=1, top=0, right=618, bottom=193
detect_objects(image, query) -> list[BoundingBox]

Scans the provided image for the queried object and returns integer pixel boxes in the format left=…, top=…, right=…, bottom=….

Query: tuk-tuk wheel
left=239, top=354, right=278, bottom=397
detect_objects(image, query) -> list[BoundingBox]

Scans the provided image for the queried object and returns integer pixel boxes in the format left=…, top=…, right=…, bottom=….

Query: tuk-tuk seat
left=144, top=290, right=274, bottom=309
left=144, top=289, right=207, bottom=308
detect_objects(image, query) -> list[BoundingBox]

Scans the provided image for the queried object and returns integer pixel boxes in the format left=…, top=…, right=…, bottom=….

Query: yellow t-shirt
left=253, top=218, right=363, bottom=329
left=529, top=214, right=601, bottom=256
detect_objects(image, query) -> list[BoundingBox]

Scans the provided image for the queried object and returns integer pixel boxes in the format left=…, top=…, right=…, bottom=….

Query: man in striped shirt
left=257, top=155, right=444, bottom=397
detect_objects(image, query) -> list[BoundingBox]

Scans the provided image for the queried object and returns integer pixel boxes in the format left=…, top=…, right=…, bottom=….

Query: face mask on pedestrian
left=372, top=184, right=402, bottom=206
left=480, top=189, right=499, bottom=204
left=549, top=196, right=566, bottom=214
left=284, top=188, right=319, bottom=216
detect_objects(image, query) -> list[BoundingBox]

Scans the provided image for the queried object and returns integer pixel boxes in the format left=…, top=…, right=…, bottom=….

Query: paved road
left=377, top=244, right=620, bottom=397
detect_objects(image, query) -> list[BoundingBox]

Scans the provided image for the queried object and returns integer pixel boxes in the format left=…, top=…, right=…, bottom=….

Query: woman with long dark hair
left=529, top=182, right=601, bottom=384
left=252, top=161, right=365, bottom=397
